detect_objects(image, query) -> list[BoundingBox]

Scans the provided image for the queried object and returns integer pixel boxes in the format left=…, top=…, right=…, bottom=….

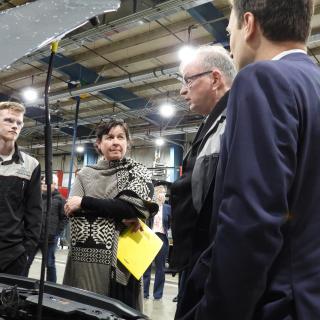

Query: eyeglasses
left=181, top=70, right=212, bottom=88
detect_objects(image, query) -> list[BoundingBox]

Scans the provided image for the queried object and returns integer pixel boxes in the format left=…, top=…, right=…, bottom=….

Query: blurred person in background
left=143, top=185, right=171, bottom=300
left=24, top=174, right=66, bottom=282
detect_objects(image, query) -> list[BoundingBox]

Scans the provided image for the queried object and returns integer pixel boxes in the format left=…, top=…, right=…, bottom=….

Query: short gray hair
left=180, top=45, right=236, bottom=85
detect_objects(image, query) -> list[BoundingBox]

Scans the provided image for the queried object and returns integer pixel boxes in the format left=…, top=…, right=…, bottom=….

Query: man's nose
left=180, top=85, right=188, bottom=96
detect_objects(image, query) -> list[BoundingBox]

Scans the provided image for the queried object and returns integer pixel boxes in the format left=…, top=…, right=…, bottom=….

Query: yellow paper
left=117, top=219, right=163, bottom=280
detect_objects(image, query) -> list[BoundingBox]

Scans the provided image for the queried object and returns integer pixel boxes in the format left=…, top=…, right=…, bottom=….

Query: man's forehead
left=180, top=59, right=203, bottom=75
left=0, top=109, right=24, bottom=118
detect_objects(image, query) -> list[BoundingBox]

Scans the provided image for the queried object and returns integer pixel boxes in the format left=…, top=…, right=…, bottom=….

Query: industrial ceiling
left=1, top=0, right=320, bottom=156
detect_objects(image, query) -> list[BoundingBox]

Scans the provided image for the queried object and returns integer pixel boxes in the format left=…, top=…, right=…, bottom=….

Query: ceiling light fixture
left=76, top=145, right=84, bottom=153
left=22, top=87, right=38, bottom=103
left=178, top=45, right=196, bottom=63
left=159, top=102, right=175, bottom=118
left=155, top=137, right=165, bottom=147
left=179, top=25, right=197, bottom=63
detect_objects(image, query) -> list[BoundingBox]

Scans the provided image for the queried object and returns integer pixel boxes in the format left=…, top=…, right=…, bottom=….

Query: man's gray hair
left=181, top=45, right=236, bottom=85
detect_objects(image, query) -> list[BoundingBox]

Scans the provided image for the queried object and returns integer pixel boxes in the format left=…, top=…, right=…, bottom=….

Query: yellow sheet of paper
left=117, top=219, right=163, bottom=280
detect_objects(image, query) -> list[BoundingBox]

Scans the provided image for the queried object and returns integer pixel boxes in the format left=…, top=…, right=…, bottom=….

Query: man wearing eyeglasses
left=0, top=101, right=42, bottom=276
left=170, top=45, right=236, bottom=311
left=176, top=1, right=320, bottom=320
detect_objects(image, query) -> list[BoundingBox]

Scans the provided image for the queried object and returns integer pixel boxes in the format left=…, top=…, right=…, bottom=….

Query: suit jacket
left=178, top=53, right=320, bottom=320
left=171, top=93, right=228, bottom=271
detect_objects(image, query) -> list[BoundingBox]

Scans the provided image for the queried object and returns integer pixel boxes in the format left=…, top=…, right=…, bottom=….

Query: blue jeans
left=24, top=235, right=58, bottom=283
left=143, top=233, right=169, bottom=299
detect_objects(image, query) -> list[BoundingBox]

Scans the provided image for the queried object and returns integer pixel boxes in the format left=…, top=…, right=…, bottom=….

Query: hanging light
left=155, top=137, right=165, bottom=146
left=178, top=45, right=196, bottom=63
left=22, top=88, right=38, bottom=102
left=76, top=145, right=84, bottom=153
left=159, top=102, right=175, bottom=118
left=179, top=24, right=197, bottom=62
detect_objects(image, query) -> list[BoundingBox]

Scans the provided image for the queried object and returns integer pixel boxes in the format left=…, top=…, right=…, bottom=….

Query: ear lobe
left=243, top=12, right=256, bottom=41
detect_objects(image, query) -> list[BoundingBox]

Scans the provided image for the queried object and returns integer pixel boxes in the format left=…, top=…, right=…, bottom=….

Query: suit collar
left=272, top=49, right=307, bottom=60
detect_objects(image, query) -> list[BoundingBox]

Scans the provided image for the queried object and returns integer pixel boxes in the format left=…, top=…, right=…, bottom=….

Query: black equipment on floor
left=0, top=274, right=147, bottom=320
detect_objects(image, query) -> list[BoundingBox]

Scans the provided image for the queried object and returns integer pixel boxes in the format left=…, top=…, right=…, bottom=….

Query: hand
left=122, top=218, right=143, bottom=232
left=64, top=196, right=82, bottom=217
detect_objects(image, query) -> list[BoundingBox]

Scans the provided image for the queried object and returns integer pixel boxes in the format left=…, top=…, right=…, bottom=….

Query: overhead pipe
left=22, top=124, right=199, bottom=150
left=28, top=64, right=180, bottom=105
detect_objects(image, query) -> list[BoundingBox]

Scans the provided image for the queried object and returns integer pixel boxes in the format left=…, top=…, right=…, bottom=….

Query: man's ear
left=243, top=12, right=257, bottom=41
left=211, top=69, right=222, bottom=89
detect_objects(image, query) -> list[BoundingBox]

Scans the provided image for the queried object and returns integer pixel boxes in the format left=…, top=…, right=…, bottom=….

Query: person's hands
left=64, top=196, right=82, bottom=217
left=122, top=218, right=143, bottom=232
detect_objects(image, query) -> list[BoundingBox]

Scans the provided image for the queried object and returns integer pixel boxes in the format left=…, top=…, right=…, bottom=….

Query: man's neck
left=254, top=40, right=306, bottom=62
left=205, top=86, right=230, bottom=116
left=0, top=140, right=15, bottom=156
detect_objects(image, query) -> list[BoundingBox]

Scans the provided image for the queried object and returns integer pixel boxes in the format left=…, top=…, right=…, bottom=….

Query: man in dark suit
left=171, top=45, right=236, bottom=310
left=176, top=1, right=320, bottom=319
left=143, top=185, right=171, bottom=300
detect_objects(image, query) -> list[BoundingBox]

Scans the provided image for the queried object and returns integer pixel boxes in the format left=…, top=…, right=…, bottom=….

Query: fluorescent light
left=159, top=103, right=175, bottom=118
left=155, top=138, right=165, bottom=146
left=22, top=88, right=38, bottom=102
left=76, top=145, right=84, bottom=153
left=178, top=45, right=196, bottom=62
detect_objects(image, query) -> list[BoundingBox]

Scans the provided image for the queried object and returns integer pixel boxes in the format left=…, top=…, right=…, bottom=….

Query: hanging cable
left=36, top=40, right=59, bottom=320
left=67, top=96, right=81, bottom=194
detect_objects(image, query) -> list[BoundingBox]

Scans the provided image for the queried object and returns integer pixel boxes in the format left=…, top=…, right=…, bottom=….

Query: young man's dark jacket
left=0, top=145, right=42, bottom=270
left=170, top=92, right=229, bottom=274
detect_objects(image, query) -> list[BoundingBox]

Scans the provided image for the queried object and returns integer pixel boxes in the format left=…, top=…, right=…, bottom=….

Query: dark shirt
left=0, top=145, right=42, bottom=269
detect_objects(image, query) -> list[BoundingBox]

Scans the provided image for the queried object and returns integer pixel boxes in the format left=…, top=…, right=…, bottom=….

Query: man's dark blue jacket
left=177, top=52, right=320, bottom=320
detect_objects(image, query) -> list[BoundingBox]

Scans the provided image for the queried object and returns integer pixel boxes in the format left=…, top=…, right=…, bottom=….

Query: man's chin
left=189, top=104, right=197, bottom=113
left=190, top=104, right=203, bottom=115
left=109, top=154, right=122, bottom=160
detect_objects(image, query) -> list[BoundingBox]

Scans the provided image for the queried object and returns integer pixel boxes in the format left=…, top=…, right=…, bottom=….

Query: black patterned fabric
left=63, top=157, right=157, bottom=297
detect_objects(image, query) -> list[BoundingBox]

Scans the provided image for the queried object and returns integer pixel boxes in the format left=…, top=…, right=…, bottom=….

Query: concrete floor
left=28, top=248, right=178, bottom=320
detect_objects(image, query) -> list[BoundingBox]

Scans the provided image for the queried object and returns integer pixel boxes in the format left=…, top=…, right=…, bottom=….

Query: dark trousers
left=1, top=252, right=28, bottom=276
left=143, top=232, right=169, bottom=299
left=24, top=236, right=58, bottom=282
left=175, top=243, right=213, bottom=319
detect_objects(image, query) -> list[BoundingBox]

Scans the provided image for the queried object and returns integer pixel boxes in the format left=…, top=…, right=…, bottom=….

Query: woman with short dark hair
left=63, top=119, right=157, bottom=311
